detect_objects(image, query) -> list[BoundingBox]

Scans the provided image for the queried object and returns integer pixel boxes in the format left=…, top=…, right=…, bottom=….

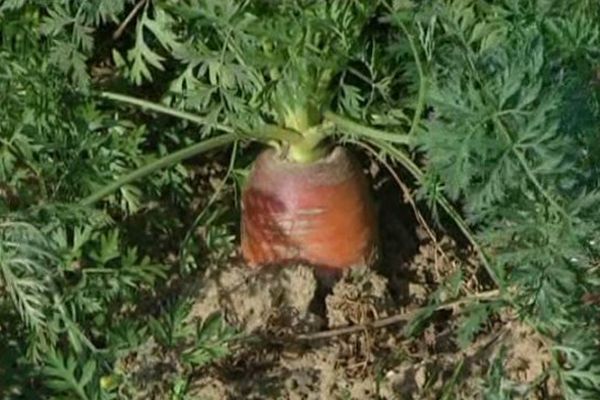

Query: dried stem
left=351, top=139, right=454, bottom=280
left=294, top=289, right=501, bottom=341
left=113, top=0, right=147, bottom=40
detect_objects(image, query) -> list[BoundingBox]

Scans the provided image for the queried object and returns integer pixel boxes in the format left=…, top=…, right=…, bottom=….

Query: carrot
left=241, top=145, right=379, bottom=271
left=90, top=3, right=387, bottom=273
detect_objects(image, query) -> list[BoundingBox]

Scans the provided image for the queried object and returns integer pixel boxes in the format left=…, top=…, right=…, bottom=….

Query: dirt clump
left=187, top=376, right=229, bottom=400
left=189, top=263, right=319, bottom=334
left=504, top=321, right=551, bottom=384
left=326, top=266, right=392, bottom=328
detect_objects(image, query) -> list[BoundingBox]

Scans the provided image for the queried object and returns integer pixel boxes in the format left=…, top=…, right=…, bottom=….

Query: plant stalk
left=80, top=133, right=237, bottom=206
left=99, top=91, right=235, bottom=133
left=323, top=111, right=413, bottom=144
left=397, top=19, right=427, bottom=137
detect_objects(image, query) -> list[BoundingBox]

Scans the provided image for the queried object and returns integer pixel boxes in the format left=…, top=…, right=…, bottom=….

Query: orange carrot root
left=241, top=146, right=379, bottom=271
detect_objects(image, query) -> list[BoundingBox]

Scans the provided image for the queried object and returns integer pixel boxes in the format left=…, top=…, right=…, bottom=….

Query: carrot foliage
left=1, top=0, right=600, bottom=398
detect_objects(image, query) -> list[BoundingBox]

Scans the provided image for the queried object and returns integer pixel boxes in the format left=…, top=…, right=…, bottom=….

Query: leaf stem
left=493, top=117, right=569, bottom=219
left=80, top=133, right=237, bottom=206
left=101, top=91, right=303, bottom=146
left=260, top=124, right=304, bottom=143
left=323, top=111, right=412, bottom=144
left=397, top=19, right=427, bottom=136
left=98, top=91, right=235, bottom=133
left=178, top=140, right=238, bottom=271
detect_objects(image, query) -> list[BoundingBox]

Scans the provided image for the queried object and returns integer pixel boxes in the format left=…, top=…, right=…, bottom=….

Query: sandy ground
left=181, top=237, right=554, bottom=399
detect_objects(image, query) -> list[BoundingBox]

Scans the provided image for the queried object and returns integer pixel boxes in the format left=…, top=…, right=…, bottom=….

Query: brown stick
left=294, top=289, right=500, bottom=341
left=113, top=0, right=147, bottom=40
left=352, top=140, right=455, bottom=277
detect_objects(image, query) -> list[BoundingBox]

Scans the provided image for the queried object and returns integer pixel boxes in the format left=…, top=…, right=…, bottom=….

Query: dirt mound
left=189, top=263, right=320, bottom=334
left=119, top=178, right=554, bottom=399
left=181, top=237, right=554, bottom=399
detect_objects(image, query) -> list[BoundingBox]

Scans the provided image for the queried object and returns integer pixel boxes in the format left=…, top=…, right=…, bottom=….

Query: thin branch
left=295, top=289, right=501, bottom=341
left=113, top=0, right=147, bottom=40
left=85, top=91, right=248, bottom=206
left=348, top=66, right=375, bottom=86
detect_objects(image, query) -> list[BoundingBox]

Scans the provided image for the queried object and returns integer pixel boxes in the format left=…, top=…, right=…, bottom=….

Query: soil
left=120, top=152, right=555, bottom=399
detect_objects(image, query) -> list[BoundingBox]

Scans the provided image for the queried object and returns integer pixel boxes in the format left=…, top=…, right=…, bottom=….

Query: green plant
left=411, top=0, right=600, bottom=396
left=0, top=2, right=228, bottom=398
left=90, top=1, right=421, bottom=272
left=2, top=0, right=600, bottom=398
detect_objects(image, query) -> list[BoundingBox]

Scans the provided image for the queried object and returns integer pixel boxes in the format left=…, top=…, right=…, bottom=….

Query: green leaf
left=42, top=349, right=93, bottom=400
left=40, top=6, right=74, bottom=35
left=456, top=303, right=490, bottom=349
left=403, top=304, right=437, bottom=337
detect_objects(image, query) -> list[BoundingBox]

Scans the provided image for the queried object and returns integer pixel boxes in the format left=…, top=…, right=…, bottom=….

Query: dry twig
left=352, top=140, right=456, bottom=281
left=113, top=0, right=147, bottom=40
left=294, top=289, right=501, bottom=341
